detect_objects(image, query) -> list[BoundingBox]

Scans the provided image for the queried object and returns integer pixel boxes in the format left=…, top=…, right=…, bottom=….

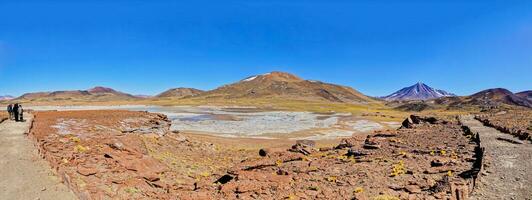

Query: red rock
left=336, top=138, right=358, bottom=149
left=405, top=185, right=422, bottom=194
left=236, top=181, right=262, bottom=193
left=77, top=166, right=98, bottom=176
left=353, top=193, right=368, bottom=200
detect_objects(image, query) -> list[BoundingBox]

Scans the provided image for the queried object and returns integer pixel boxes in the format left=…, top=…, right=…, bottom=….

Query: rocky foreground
left=28, top=110, right=484, bottom=200
left=214, top=115, right=482, bottom=200
left=29, top=110, right=261, bottom=199
left=475, top=109, right=531, bottom=142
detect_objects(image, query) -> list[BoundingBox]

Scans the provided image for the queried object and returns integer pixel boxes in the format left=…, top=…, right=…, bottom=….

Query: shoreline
left=25, top=105, right=400, bottom=140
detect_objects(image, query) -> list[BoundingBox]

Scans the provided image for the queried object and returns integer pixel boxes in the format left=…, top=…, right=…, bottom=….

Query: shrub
left=308, top=186, right=319, bottom=191
left=390, top=161, right=406, bottom=177
left=354, top=187, right=364, bottom=194
left=326, top=176, right=338, bottom=182
left=70, top=137, right=81, bottom=143
left=74, top=145, right=88, bottom=153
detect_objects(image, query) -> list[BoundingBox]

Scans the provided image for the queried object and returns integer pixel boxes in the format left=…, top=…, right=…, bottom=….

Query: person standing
left=13, top=104, right=19, bottom=122
left=7, top=104, right=13, bottom=120
left=17, top=104, right=23, bottom=122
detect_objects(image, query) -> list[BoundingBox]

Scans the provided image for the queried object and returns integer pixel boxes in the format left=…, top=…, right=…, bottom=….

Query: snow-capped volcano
left=382, top=82, right=455, bottom=101
left=194, top=71, right=376, bottom=103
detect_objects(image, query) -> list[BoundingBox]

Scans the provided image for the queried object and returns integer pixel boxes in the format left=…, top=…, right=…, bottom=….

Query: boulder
left=363, top=136, right=381, bottom=149
left=259, top=148, right=270, bottom=157
left=402, top=117, right=415, bottom=129
left=346, top=148, right=369, bottom=157
left=77, top=165, right=98, bottom=176
left=295, top=140, right=316, bottom=147
left=431, top=158, right=450, bottom=167
left=405, top=185, right=422, bottom=194
left=290, top=140, right=316, bottom=155
left=336, top=138, right=357, bottom=149
left=450, top=183, right=469, bottom=200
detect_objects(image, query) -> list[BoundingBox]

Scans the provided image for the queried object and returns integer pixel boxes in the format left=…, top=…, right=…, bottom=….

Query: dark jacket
left=12, top=104, right=19, bottom=114
left=7, top=104, right=12, bottom=112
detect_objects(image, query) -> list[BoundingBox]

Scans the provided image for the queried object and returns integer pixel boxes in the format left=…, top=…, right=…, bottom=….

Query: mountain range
left=14, top=86, right=137, bottom=102
left=3, top=72, right=376, bottom=104
left=516, top=90, right=532, bottom=101
left=0, top=95, right=14, bottom=101
left=1, top=72, right=530, bottom=109
left=446, top=88, right=532, bottom=108
left=382, top=82, right=455, bottom=101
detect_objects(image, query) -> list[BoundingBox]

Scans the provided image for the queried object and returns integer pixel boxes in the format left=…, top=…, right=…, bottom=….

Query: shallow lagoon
left=29, top=105, right=397, bottom=139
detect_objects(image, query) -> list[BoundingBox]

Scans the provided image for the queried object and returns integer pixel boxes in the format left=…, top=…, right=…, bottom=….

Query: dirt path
left=460, top=115, right=532, bottom=200
left=0, top=115, right=77, bottom=200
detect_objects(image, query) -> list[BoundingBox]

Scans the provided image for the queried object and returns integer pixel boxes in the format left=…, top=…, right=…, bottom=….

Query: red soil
left=28, top=111, right=481, bottom=199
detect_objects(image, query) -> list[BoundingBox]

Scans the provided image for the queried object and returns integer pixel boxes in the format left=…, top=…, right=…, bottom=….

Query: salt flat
left=28, top=105, right=395, bottom=139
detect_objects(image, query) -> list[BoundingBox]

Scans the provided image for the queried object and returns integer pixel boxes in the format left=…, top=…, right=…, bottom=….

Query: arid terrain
left=0, top=103, right=530, bottom=200
left=0, top=72, right=530, bottom=200
left=2, top=105, right=527, bottom=199
left=475, top=109, right=531, bottom=142
left=460, top=115, right=532, bottom=200
left=21, top=110, right=484, bottom=199
left=2, top=0, right=531, bottom=198
left=28, top=105, right=401, bottom=140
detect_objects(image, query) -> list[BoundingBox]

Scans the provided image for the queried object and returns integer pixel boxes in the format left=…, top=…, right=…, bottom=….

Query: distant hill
left=382, top=83, right=455, bottom=101
left=445, top=88, right=532, bottom=108
left=394, top=102, right=434, bottom=112
left=467, top=88, right=531, bottom=108
left=156, top=88, right=204, bottom=98
left=87, top=86, right=122, bottom=94
left=189, top=71, right=376, bottom=104
left=516, top=90, right=532, bottom=101
left=15, top=86, right=138, bottom=102
left=0, top=95, right=14, bottom=101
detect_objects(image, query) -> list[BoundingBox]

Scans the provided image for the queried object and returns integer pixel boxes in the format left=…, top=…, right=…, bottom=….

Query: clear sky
left=0, top=0, right=530, bottom=97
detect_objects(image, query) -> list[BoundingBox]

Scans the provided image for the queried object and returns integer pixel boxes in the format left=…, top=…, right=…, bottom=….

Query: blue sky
left=0, top=0, right=530, bottom=97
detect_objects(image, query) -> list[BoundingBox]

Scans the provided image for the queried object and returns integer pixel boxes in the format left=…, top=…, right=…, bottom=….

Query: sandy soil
left=182, top=131, right=341, bottom=149
left=460, top=115, right=532, bottom=200
left=0, top=115, right=77, bottom=200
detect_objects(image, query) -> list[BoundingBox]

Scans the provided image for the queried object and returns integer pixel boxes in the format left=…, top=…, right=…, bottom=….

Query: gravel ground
left=460, top=115, right=532, bottom=200
left=0, top=115, right=76, bottom=200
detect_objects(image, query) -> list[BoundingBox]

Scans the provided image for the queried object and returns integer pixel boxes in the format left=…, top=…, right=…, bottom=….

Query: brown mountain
left=88, top=86, right=121, bottom=94
left=446, top=88, right=532, bottom=108
left=0, top=95, right=14, bottom=101
left=189, top=71, right=376, bottom=104
left=16, top=86, right=137, bottom=102
left=156, top=88, right=204, bottom=98
left=516, top=90, right=532, bottom=101
left=18, top=92, right=52, bottom=100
